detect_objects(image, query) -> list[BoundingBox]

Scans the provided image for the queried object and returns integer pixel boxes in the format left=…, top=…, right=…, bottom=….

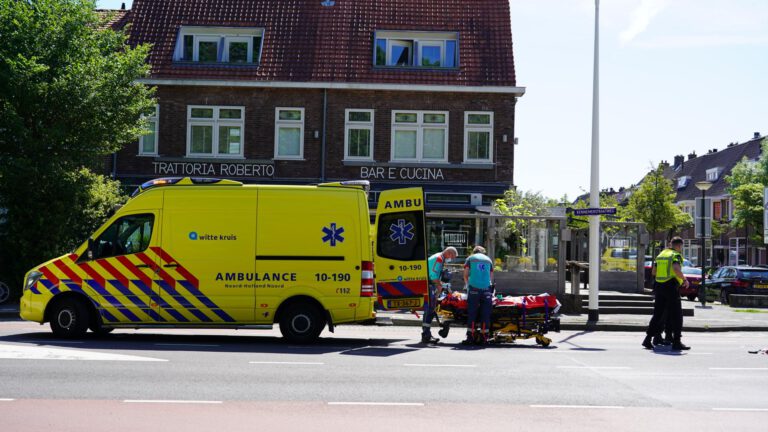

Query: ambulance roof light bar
left=318, top=180, right=370, bottom=193
left=131, top=177, right=243, bottom=197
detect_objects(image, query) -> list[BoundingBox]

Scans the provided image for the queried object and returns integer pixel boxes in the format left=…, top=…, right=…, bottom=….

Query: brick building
left=113, top=0, right=524, bottom=255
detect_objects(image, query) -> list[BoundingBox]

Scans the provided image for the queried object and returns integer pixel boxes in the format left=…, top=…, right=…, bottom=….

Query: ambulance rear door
left=374, top=188, right=429, bottom=310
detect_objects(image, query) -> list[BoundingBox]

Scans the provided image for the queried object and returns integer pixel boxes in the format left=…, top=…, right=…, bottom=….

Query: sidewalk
left=376, top=300, right=768, bottom=332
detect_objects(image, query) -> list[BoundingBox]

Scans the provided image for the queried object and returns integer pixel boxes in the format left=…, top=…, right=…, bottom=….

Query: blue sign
left=573, top=207, right=617, bottom=216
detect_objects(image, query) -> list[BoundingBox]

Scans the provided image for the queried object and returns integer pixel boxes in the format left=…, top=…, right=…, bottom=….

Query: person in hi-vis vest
left=643, top=237, right=690, bottom=351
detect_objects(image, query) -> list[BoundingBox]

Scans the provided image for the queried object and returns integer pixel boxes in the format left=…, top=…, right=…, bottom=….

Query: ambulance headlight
left=24, top=271, right=43, bottom=292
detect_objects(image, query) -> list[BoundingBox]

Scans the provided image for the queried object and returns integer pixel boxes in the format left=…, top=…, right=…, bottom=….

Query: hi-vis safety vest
left=655, top=248, right=684, bottom=284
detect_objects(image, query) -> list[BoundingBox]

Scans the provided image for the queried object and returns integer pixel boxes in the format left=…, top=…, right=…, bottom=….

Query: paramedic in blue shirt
left=463, top=246, right=494, bottom=345
left=422, top=246, right=458, bottom=344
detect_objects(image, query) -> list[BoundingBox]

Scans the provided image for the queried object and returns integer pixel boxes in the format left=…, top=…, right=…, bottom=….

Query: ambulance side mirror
left=87, top=238, right=94, bottom=261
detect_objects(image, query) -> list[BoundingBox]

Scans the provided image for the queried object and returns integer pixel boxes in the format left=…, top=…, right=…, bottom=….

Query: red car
left=679, top=266, right=702, bottom=301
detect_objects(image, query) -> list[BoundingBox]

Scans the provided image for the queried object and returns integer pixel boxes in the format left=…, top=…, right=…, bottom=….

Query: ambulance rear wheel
left=50, top=298, right=89, bottom=339
left=279, top=302, right=325, bottom=344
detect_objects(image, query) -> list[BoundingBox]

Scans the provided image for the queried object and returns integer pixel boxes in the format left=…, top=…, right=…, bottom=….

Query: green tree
left=625, top=165, right=692, bottom=256
left=494, top=189, right=558, bottom=258
left=0, top=0, right=154, bottom=294
left=725, top=143, right=767, bottom=245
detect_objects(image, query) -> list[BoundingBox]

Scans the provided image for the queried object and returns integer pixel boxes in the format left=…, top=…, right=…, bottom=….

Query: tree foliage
left=625, top=165, right=692, bottom=241
left=725, top=138, right=768, bottom=243
left=0, top=0, right=154, bottom=292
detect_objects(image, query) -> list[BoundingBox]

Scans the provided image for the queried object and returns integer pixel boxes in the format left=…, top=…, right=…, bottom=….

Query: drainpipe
left=112, top=152, right=117, bottom=179
left=321, top=88, right=327, bottom=182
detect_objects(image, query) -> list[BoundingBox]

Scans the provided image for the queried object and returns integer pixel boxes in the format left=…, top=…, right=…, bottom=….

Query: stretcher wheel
left=536, top=337, right=551, bottom=347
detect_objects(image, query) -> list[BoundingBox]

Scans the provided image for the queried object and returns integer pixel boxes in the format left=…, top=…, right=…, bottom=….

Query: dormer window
left=175, top=27, right=264, bottom=64
left=677, top=176, right=691, bottom=189
left=374, top=31, right=458, bottom=68
left=706, top=167, right=723, bottom=182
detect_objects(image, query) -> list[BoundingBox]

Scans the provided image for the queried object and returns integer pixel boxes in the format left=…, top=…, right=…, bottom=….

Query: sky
left=97, top=0, right=768, bottom=201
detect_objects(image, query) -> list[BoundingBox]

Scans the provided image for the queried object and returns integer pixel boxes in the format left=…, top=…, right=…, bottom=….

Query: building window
left=391, top=111, right=448, bottom=162
left=374, top=31, right=458, bottom=68
left=344, top=109, right=374, bottom=160
left=706, top=167, right=722, bottom=182
left=175, top=27, right=264, bottom=64
left=275, top=108, right=304, bottom=159
left=139, top=105, right=159, bottom=156
left=463, top=112, right=493, bottom=163
left=186, top=106, right=244, bottom=158
left=713, top=201, right=722, bottom=220
left=677, top=176, right=691, bottom=189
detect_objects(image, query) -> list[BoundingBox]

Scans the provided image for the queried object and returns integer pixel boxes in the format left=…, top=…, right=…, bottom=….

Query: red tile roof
left=127, top=0, right=517, bottom=87
left=95, top=9, right=131, bottom=31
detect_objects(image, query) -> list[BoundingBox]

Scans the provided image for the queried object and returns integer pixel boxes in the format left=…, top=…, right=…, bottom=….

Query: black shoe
left=421, top=336, right=439, bottom=344
left=652, top=335, right=663, bottom=346
left=671, top=342, right=690, bottom=351
left=642, top=336, right=654, bottom=350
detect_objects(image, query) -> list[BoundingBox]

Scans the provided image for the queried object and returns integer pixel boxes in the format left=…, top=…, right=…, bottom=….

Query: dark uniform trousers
left=646, top=279, right=683, bottom=340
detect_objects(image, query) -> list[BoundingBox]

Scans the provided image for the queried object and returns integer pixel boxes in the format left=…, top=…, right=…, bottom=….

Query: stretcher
left=436, top=292, right=561, bottom=347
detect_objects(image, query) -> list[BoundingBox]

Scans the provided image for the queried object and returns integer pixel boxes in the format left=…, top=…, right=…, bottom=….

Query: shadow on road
left=554, top=330, right=607, bottom=352
left=0, top=331, right=416, bottom=357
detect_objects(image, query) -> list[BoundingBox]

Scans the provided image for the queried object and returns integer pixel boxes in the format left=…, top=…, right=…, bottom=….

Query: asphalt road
left=1, top=321, right=767, bottom=431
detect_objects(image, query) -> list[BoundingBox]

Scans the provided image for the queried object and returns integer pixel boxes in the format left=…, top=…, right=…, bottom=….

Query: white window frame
left=344, top=109, right=374, bottom=161
left=274, top=107, right=305, bottom=160
left=375, top=31, right=458, bottom=68
left=186, top=105, right=245, bottom=159
left=175, top=27, right=264, bottom=64
left=224, top=36, right=252, bottom=63
left=390, top=110, right=449, bottom=163
left=463, top=111, right=494, bottom=163
left=418, top=40, right=445, bottom=67
left=138, top=104, right=159, bottom=156
left=706, top=167, right=722, bottom=182
left=194, top=36, right=221, bottom=62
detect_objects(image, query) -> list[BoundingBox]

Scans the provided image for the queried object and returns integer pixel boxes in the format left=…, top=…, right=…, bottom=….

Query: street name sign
left=573, top=207, right=617, bottom=216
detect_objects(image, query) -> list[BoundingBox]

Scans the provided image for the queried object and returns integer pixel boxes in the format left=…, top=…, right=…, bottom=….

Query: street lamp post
left=695, top=181, right=713, bottom=307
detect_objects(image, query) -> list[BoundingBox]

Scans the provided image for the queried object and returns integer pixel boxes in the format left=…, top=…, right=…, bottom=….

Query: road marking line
left=155, top=343, right=220, bottom=347
left=124, top=400, right=222, bottom=404
left=709, top=368, right=768, bottom=371
left=328, top=402, right=424, bottom=406
left=0, top=398, right=15, bottom=401
left=713, top=408, right=768, bottom=412
left=531, top=405, right=624, bottom=409
left=404, top=364, right=476, bottom=368
left=557, top=366, right=631, bottom=370
left=249, top=361, right=324, bottom=365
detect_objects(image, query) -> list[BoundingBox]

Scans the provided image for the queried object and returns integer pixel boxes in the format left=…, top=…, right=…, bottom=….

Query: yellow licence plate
left=754, top=284, right=768, bottom=289
left=387, top=298, right=422, bottom=308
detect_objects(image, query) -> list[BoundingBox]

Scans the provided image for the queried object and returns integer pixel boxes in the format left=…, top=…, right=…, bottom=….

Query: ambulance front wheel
left=279, top=302, right=325, bottom=343
left=50, top=298, right=89, bottom=339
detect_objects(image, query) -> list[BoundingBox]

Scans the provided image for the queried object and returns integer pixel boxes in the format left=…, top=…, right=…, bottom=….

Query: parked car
left=679, top=267, right=701, bottom=301
left=644, top=258, right=695, bottom=288
left=705, top=266, right=768, bottom=304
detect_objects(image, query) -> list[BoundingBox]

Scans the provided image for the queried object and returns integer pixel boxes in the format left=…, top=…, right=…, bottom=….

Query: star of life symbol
left=322, top=223, right=345, bottom=247
left=389, top=219, right=415, bottom=245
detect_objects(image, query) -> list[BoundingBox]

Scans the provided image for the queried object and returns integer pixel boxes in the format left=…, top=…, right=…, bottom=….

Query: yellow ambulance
left=20, top=177, right=428, bottom=342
